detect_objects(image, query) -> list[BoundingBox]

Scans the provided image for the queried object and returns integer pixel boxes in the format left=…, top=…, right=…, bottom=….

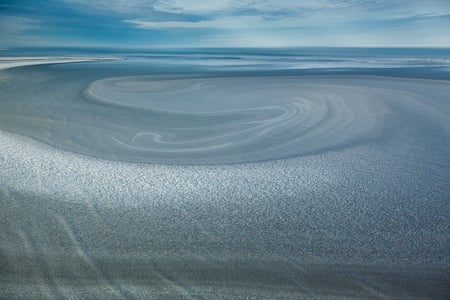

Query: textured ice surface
left=4, top=63, right=449, bottom=165
left=1, top=58, right=450, bottom=298
left=0, top=70, right=392, bottom=164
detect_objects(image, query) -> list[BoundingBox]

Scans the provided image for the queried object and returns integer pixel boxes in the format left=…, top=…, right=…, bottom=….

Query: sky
left=1, top=0, right=450, bottom=48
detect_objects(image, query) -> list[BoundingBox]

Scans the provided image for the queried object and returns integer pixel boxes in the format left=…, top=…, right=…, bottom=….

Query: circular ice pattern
left=0, top=73, right=394, bottom=164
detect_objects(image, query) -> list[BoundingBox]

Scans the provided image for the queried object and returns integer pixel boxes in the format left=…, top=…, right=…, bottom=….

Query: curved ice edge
left=2, top=73, right=449, bottom=166
left=0, top=127, right=308, bottom=169
left=0, top=56, right=119, bottom=70
left=0, top=127, right=328, bottom=206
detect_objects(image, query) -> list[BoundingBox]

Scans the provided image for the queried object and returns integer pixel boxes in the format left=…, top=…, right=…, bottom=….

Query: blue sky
left=1, top=0, right=450, bottom=48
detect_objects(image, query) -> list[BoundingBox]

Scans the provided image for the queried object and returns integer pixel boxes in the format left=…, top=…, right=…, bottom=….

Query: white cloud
left=153, top=0, right=237, bottom=14
left=64, top=0, right=158, bottom=13
left=125, top=13, right=348, bottom=31
left=61, top=0, right=450, bottom=48
left=64, top=0, right=450, bottom=22
left=125, top=15, right=289, bottom=30
left=125, top=1, right=450, bottom=31
left=152, top=0, right=347, bottom=15
left=150, top=0, right=424, bottom=15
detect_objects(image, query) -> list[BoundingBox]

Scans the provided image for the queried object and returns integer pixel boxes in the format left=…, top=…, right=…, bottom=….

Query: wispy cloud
left=150, top=0, right=447, bottom=16
left=64, top=0, right=158, bottom=13
left=125, top=15, right=299, bottom=30
left=0, top=15, right=41, bottom=33
left=126, top=0, right=450, bottom=30
left=62, top=0, right=450, bottom=18
left=153, top=0, right=237, bottom=14
left=2, top=0, right=450, bottom=47
left=0, top=15, right=43, bottom=46
left=151, top=0, right=360, bottom=15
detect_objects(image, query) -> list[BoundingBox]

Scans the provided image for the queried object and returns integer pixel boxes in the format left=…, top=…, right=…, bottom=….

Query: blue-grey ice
left=1, top=52, right=449, bottom=299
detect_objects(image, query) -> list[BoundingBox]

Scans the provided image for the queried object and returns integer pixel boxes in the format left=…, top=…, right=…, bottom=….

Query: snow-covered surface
left=0, top=56, right=118, bottom=70
left=1, top=57, right=449, bottom=299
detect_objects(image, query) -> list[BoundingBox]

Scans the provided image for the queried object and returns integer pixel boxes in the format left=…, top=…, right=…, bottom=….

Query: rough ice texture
left=1, top=61, right=449, bottom=299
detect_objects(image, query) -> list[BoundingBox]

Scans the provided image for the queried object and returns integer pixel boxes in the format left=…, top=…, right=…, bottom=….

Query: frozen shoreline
left=0, top=56, right=119, bottom=70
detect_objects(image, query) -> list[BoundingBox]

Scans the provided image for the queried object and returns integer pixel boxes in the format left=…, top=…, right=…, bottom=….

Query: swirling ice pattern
left=58, top=75, right=384, bottom=164
left=2, top=71, right=444, bottom=165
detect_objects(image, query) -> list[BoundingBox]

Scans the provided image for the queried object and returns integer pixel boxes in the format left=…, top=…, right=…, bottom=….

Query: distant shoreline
left=0, top=57, right=119, bottom=70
